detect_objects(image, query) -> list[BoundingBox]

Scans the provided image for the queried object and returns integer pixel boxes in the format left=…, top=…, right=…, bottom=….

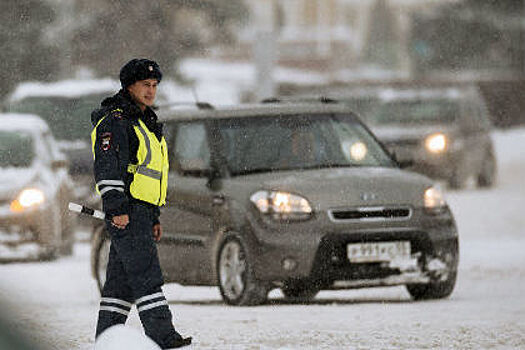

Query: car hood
left=225, top=167, right=434, bottom=209
left=0, top=167, right=39, bottom=199
left=369, top=124, right=457, bottom=143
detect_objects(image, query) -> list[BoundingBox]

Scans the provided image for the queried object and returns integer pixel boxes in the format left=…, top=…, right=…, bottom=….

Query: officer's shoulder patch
left=100, top=132, right=112, bottom=151
left=109, top=108, right=124, bottom=119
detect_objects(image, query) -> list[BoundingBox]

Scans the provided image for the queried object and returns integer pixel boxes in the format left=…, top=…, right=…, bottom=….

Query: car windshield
left=369, top=99, right=459, bottom=125
left=0, top=130, right=34, bottom=167
left=217, top=114, right=395, bottom=176
left=7, top=94, right=107, bottom=141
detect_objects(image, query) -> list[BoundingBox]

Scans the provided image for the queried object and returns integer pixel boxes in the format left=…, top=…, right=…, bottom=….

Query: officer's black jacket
left=91, top=89, right=163, bottom=223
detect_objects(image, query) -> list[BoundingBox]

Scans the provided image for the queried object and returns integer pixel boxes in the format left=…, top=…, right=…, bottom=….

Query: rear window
left=370, top=99, right=460, bottom=125
left=7, top=94, right=107, bottom=141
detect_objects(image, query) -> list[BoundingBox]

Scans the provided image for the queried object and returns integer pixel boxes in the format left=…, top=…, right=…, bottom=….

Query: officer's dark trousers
left=95, top=202, right=183, bottom=349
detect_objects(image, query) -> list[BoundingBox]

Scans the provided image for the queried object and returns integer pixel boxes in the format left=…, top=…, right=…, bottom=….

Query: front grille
left=328, top=206, right=412, bottom=222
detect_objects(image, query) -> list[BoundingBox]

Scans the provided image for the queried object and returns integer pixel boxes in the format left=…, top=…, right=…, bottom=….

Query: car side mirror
left=51, top=159, right=68, bottom=170
left=206, top=168, right=223, bottom=191
left=391, top=152, right=414, bottom=169
left=397, top=159, right=414, bottom=169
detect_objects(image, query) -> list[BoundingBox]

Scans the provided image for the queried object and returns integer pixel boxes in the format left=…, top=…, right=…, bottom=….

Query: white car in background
left=0, top=113, right=76, bottom=261
left=4, top=79, right=121, bottom=203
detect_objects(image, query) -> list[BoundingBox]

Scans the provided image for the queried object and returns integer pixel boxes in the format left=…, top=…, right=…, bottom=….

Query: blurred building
left=227, top=0, right=459, bottom=75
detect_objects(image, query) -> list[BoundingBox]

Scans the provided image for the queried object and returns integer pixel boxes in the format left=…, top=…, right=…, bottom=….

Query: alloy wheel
left=219, top=240, right=247, bottom=301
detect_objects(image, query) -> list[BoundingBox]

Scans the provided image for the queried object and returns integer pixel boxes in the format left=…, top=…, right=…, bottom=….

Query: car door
left=158, top=120, right=216, bottom=285
left=42, top=131, right=71, bottom=188
left=460, top=96, right=486, bottom=173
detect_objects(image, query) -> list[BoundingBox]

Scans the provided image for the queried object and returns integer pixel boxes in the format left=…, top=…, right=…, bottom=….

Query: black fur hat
left=119, top=58, right=162, bottom=88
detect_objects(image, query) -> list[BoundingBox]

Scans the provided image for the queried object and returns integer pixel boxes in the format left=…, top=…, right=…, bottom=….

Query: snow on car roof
left=8, top=78, right=120, bottom=102
left=157, top=102, right=354, bottom=122
left=378, top=87, right=464, bottom=102
left=0, top=113, right=49, bottom=132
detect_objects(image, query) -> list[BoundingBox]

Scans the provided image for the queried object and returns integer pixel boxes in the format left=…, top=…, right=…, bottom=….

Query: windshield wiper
left=230, top=163, right=381, bottom=176
left=230, top=167, right=277, bottom=176
left=301, top=163, right=360, bottom=170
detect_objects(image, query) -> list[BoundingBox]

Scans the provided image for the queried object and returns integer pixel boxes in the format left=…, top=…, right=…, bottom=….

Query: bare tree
left=0, top=0, right=59, bottom=99
left=71, top=0, right=248, bottom=78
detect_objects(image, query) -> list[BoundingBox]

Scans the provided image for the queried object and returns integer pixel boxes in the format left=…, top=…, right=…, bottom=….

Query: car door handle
left=212, top=195, right=225, bottom=206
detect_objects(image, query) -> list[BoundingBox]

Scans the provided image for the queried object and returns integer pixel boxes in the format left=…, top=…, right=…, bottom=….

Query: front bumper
left=249, top=206, right=458, bottom=289
left=308, top=231, right=458, bottom=289
left=0, top=203, right=42, bottom=232
left=0, top=204, right=57, bottom=261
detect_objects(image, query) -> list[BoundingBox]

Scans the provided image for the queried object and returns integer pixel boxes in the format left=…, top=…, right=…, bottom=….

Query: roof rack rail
left=155, top=101, right=215, bottom=110
left=260, top=97, right=281, bottom=104
left=260, top=96, right=338, bottom=104
left=318, top=96, right=338, bottom=104
left=195, top=102, right=214, bottom=110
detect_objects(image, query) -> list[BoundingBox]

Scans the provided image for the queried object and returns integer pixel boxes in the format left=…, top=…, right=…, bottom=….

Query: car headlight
left=425, top=133, right=447, bottom=153
left=250, top=190, right=312, bottom=220
left=10, top=188, right=45, bottom=213
left=424, top=185, right=446, bottom=213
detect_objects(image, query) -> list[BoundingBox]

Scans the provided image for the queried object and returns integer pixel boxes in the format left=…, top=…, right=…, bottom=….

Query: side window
left=173, top=122, right=210, bottom=176
left=475, top=97, right=493, bottom=131
left=35, top=132, right=52, bottom=165
left=42, top=131, right=61, bottom=161
left=462, top=93, right=492, bottom=133
left=460, top=100, right=478, bottom=133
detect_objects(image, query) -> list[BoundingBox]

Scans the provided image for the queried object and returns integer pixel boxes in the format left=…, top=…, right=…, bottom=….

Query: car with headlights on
left=3, top=79, right=121, bottom=205
left=344, top=85, right=495, bottom=189
left=92, top=102, right=459, bottom=305
left=0, top=113, right=76, bottom=261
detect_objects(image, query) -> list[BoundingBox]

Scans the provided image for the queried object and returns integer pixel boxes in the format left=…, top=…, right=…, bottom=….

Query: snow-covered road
left=0, top=128, right=524, bottom=350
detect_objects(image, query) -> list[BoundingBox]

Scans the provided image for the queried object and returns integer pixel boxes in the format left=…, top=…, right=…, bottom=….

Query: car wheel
left=448, top=164, right=467, bottom=190
left=217, top=234, right=268, bottom=306
left=477, top=150, right=496, bottom=188
left=94, top=229, right=111, bottom=294
left=406, top=269, right=457, bottom=300
left=37, top=203, right=62, bottom=260
left=59, top=209, right=75, bottom=256
left=281, top=279, right=320, bottom=302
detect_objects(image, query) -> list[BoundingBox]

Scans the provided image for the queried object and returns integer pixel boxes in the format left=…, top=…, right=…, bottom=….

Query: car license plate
left=347, top=241, right=411, bottom=263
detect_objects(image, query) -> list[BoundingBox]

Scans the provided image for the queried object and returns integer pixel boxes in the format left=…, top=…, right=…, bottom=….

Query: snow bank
left=94, top=325, right=160, bottom=350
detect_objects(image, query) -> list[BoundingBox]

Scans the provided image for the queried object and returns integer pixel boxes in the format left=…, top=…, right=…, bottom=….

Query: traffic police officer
left=91, top=58, right=191, bottom=349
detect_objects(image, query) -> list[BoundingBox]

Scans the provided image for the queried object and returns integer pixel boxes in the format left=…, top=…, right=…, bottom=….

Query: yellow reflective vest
left=91, top=116, right=169, bottom=206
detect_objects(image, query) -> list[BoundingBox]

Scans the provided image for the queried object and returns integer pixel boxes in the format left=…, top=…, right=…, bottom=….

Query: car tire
left=217, top=234, right=268, bottom=306
left=37, top=203, right=62, bottom=260
left=406, top=269, right=457, bottom=300
left=59, top=209, right=75, bottom=256
left=477, top=150, right=496, bottom=188
left=93, top=227, right=111, bottom=294
left=281, top=279, right=320, bottom=302
left=448, top=164, right=467, bottom=190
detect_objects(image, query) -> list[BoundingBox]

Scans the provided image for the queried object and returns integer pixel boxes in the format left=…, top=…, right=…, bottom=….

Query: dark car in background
left=92, top=102, right=459, bottom=305
left=0, top=113, right=76, bottom=261
left=285, top=84, right=497, bottom=189
left=332, top=85, right=496, bottom=189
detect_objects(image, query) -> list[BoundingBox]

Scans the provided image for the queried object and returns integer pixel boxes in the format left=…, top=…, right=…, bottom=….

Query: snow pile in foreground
left=94, top=325, right=160, bottom=350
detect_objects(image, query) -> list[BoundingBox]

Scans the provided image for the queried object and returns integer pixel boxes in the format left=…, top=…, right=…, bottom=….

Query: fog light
left=282, top=258, right=297, bottom=271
